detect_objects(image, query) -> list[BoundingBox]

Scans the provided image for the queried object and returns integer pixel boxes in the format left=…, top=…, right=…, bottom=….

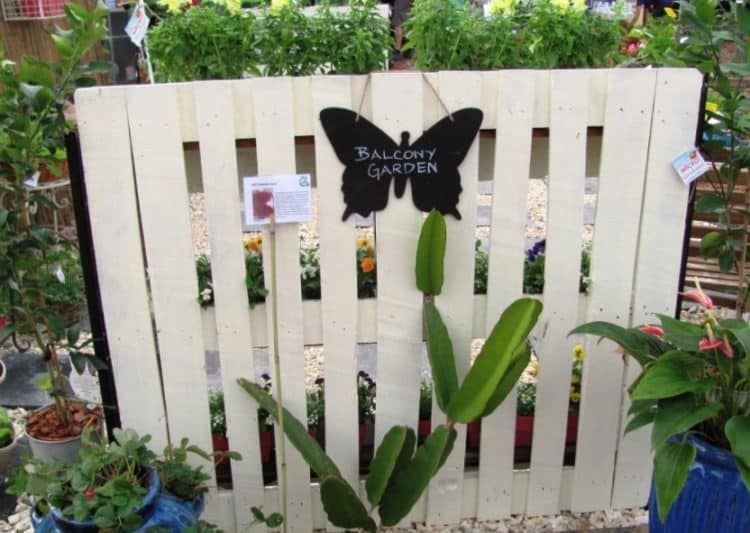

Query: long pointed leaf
left=725, top=416, right=750, bottom=490
left=321, top=475, right=376, bottom=532
left=654, top=441, right=696, bottom=523
left=447, top=298, right=542, bottom=423
left=651, top=396, right=722, bottom=450
left=424, top=302, right=458, bottom=412
left=480, top=342, right=530, bottom=418
left=238, top=379, right=340, bottom=477
left=415, top=210, right=446, bottom=296
left=366, top=426, right=411, bottom=506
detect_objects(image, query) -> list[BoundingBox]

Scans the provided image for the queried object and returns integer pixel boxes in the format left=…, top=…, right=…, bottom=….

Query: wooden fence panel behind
left=526, top=70, right=589, bottom=516
left=611, top=68, right=703, bottom=509
left=194, top=80, right=266, bottom=528
left=477, top=69, right=537, bottom=521
left=571, top=68, right=657, bottom=512
left=252, top=77, right=313, bottom=532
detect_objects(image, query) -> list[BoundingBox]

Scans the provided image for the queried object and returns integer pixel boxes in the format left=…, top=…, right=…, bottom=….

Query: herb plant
left=0, top=406, right=15, bottom=447
left=358, top=371, right=376, bottom=424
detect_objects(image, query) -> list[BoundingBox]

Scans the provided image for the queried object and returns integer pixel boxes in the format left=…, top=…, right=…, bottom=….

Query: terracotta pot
left=515, top=415, right=534, bottom=447
left=467, top=420, right=481, bottom=449
left=259, top=429, right=273, bottom=463
left=565, top=414, right=578, bottom=444
left=38, top=160, right=69, bottom=184
left=212, top=433, right=229, bottom=464
left=418, top=419, right=431, bottom=442
left=359, top=422, right=374, bottom=449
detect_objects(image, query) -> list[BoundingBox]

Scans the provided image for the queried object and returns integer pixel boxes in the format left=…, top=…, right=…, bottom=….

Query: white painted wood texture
left=526, top=70, right=589, bottom=516
left=477, top=70, right=537, bottom=521
left=194, top=81, right=266, bottom=527
left=75, top=87, right=169, bottom=450
left=311, top=75, right=360, bottom=492
left=426, top=71, right=481, bottom=526
left=125, top=84, right=214, bottom=476
left=611, top=68, right=703, bottom=509
left=75, top=69, right=703, bottom=528
left=571, top=69, right=657, bottom=512
left=251, top=77, right=313, bottom=532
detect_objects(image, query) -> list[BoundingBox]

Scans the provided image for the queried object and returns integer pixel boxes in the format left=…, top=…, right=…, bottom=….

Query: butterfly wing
left=319, top=107, right=399, bottom=220
left=408, top=108, right=484, bottom=219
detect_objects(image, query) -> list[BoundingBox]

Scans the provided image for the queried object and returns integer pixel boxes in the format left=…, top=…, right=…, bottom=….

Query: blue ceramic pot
left=31, top=469, right=204, bottom=532
left=649, top=435, right=750, bottom=533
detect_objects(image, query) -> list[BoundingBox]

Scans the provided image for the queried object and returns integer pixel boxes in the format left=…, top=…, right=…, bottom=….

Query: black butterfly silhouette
left=319, top=107, right=483, bottom=221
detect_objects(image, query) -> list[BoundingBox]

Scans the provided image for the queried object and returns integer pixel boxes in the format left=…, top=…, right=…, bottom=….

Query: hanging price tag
left=243, top=174, right=313, bottom=225
left=125, top=4, right=150, bottom=47
left=671, top=147, right=710, bottom=185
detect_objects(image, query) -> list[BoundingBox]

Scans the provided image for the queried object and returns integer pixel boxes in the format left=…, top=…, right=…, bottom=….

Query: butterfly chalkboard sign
left=319, top=107, right=483, bottom=221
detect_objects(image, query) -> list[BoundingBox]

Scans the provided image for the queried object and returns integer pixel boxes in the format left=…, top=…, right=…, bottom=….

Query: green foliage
left=404, top=0, right=622, bottom=70
left=209, top=390, right=226, bottom=435
left=321, top=475, right=376, bottom=532
left=357, top=371, right=376, bottom=424
left=725, top=416, right=750, bottom=488
left=365, top=426, right=413, bottom=506
left=306, top=377, right=325, bottom=427
left=0, top=1, right=109, bottom=429
left=516, top=381, right=536, bottom=416
left=148, top=5, right=260, bottom=82
left=653, top=441, right=696, bottom=523
left=480, top=341, right=530, bottom=417
left=249, top=506, right=284, bottom=529
left=423, top=302, right=458, bottom=413
left=0, top=406, right=15, bottom=447
left=415, top=209, right=446, bottom=296
left=419, top=378, right=432, bottom=419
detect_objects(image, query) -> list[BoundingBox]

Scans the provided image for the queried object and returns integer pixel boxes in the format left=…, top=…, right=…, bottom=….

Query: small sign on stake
left=125, top=4, right=150, bottom=47
left=672, top=147, right=710, bottom=185
left=243, top=174, right=313, bottom=226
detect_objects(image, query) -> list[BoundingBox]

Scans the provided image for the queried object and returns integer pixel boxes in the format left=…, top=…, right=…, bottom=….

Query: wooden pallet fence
left=75, top=69, right=703, bottom=531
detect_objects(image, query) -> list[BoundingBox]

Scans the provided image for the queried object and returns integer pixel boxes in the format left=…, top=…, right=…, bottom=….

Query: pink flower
left=680, top=289, right=714, bottom=310
left=640, top=325, right=665, bottom=337
left=84, top=490, right=95, bottom=499
left=699, top=338, right=733, bottom=358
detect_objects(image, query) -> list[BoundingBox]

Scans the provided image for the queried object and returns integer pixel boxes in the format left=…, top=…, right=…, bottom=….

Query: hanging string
left=421, top=72, right=453, bottom=121
left=355, top=74, right=371, bottom=122
left=354, top=73, right=454, bottom=122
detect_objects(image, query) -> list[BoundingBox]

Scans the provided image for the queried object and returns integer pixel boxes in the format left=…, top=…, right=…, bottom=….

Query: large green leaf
left=237, top=379, right=340, bottom=478
left=630, top=351, right=711, bottom=401
left=378, top=426, right=456, bottom=526
left=725, top=416, right=750, bottom=489
left=366, top=426, right=412, bottom=506
left=624, top=410, right=655, bottom=435
left=656, top=315, right=704, bottom=351
left=423, top=302, right=458, bottom=413
left=653, top=441, right=696, bottom=523
left=415, top=210, right=446, bottom=296
left=738, top=5, right=750, bottom=36
left=651, top=396, right=722, bottom=450
left=480, top=342, right=530, bottom=418
left=568, top=322, right=654, bottom=367
left=320, top=475, right=376, bottom=532
left=447, top=298, right=542, bottom=423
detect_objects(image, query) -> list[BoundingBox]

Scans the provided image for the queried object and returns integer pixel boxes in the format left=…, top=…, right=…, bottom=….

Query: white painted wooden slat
left=426, top=70, right=481, bottom=526
left=477, top=70, right=536, bottom=521
left=194, top=81, right=266, bottom=527
left=311, top=75, right=360, bottom=491
left=125, top=85, right=214, bottom=475
left=251, top=76, right=313, bottom=532
left=371, top=72, right=425, bottom=446
left=526, top=70, right=589, bottom=516
left=74, top=87, right=169, bottom=450
left=611, top=68, right=703, bottom=509
left=571, top=69, right=657, bottom=512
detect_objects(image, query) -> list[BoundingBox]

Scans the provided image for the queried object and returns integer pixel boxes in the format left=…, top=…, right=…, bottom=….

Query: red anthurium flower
left=84, top=490, right=95, bottom=499
left=699, top=338, right=734, bottom=358
left=680, top=289, right=714, bottom=310
left=640, top=325, right=665, bottom=337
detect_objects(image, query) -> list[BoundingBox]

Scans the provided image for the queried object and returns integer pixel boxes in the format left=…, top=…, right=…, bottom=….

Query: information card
left=672, top=147, right=710, bottom=185
left=243, top=174, right=312, bottom=225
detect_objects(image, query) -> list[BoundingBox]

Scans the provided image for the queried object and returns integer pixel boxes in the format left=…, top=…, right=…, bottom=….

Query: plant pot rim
left=0, top=431, right=21, bottom=451
left=26, top=402, right=101, bottom=443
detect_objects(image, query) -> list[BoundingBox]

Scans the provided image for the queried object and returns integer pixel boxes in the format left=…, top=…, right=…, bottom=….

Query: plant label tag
left=125, top=4, right=150, bottom=47
left=244, top=174, right=312, bottom=225
left=672, top=147, right=710, bottom=185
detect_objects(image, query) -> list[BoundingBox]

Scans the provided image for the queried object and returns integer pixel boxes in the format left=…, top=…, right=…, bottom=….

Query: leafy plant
left=516, top=381, right=536, bottom=416
left=209, top=390, right=226, bottom=435
left=300, top=243, right=321, bottom=300
left=0, top=406, right=15, bottom=447
left=239, top=209, right=542, bottom=530
left=0, top=2, right=109, bottom=432
left=419, top=378, right=432, bottom=420
left=358, top=371, right=376, bottom=424
left=571, top=285, right=750, bottom=522
left=307, top=377, right=325, bottom=428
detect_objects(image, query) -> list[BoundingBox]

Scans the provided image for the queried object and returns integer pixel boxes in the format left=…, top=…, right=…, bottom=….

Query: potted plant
left=307, top=377, right=325, bottom=448
left=209, top=390, right=231, bottom=482
left=0, top=406, right=19, bottom=475
left=7, top=427, right=234, bottom=531
left=0, top=2, right=110, bottom=461
left=515, top=380, right=536, bottom=448
left=357, top=371, right=376, bottom=450
left=572, top=284, right=750, bottom=531
left=418, top=378, right=432, bottom=442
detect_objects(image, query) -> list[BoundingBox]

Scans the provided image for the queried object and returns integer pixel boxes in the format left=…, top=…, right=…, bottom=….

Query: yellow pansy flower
left=570, top=392, right=581, bottom=403
left=357, top=236, right=372, bottom=249
left=573, top=344, right=584, bottom=362
left=270, top=0, right=291, bottom=15
left=160, top=0, right=186, bottom=13
left=706, top=101, right=719, bottom=114
left=664, top=6, right=676, bottom=18
left=244, top=234, right=263, bottom=253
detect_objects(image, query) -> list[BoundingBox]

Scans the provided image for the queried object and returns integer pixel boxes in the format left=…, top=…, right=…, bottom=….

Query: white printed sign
left=672, top=147, right=710, bottom=185
left=243, top=174, right=312, bottom=225
left=125, top=4, right=150, bottom=47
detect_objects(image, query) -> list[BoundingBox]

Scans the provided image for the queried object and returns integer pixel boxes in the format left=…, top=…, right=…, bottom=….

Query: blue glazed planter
left=30, top=469, right=204, bottom=532
left=649, top=435, right=750, bottom=533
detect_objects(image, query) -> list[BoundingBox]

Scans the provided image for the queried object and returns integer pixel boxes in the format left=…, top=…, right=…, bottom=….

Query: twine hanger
left=354, top=72, right=455, bottom=122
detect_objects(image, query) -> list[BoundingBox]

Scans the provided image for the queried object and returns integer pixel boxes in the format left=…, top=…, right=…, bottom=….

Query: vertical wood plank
left=125, top=84, right=214, bottom=475
left=251, top=76, right=313, bottom=531
left=611, top=68, right=703, bottom=508
left=311, top=75, right=360, bottom=490
left=426, top=71, right=481, bottom=526
left=526, top=70, right=589, bottom=516
left=74, top=87, right=169, bottom=450
left=570, top=69, right=657, bottom=512
left=477, top=70, right=536, bottom=520
left=372, top=72, right=424, bottom=446
left=194, top=80, right=266, bottom=527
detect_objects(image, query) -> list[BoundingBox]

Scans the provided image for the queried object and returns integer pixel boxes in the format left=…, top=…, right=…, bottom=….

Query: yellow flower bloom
left=244, top=234, right=263, bottom=253
left=570, top=392, right=581, bottom=403
left=357, top=236, right=372, bottom=249
left=706, top=101, right=719, bottom=114
left=528, top=360, right=539, bottom=377
left=159, top=0, right=186, bottom=12
left=360, top=257, right=376, bottom=273
left=223, top=0, right=241, bottom=13
left=664, top=6, right=677, bottom=18
left=573, top=344, right=584, bottom=362
left=488, top=0, right=517, bottom=16
left=270, top=0, right=290, bottom=14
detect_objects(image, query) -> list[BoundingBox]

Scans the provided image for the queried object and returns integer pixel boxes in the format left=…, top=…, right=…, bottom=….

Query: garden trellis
left=74, top=69, right=702, bottom=531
